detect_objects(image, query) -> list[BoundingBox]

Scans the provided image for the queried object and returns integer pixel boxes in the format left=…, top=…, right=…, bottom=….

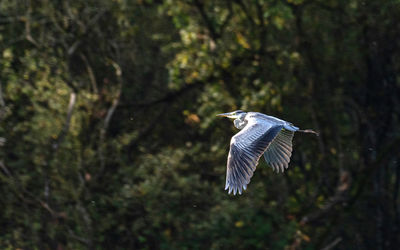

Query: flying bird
left=217, top=110, right=318, bottom=195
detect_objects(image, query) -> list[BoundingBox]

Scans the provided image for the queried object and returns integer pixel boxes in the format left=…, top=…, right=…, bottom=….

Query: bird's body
left=217, top=110, right=317, bottom=195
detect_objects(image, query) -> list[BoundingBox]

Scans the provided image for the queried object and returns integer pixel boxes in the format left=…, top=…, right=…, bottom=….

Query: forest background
left=1, top=0, right=399, bottom=249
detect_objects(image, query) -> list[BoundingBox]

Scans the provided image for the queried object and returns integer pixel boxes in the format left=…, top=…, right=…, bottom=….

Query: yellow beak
left=216, top=112, right=231, bottom=117
left=217, top=112, right=238, bottom=119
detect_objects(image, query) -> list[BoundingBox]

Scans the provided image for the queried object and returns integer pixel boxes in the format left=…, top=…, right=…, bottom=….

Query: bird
left=217, top=110, right=318, bottom=195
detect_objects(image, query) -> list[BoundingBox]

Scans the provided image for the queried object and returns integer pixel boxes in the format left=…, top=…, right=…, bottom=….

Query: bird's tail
left=298, top=129, right=319, bottom=136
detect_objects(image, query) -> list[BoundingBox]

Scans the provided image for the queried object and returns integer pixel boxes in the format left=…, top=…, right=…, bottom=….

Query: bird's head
left=217, top=110, right=247, bottom=120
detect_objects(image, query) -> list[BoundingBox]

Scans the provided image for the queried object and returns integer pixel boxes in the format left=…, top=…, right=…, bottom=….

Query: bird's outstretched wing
left=225, top=123, right=283, bottom=195
left=263, top=129, right=294, bottom=173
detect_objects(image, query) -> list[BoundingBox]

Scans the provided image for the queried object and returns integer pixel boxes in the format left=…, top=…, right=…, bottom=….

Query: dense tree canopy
left=1, top=0, right=399, bottom=249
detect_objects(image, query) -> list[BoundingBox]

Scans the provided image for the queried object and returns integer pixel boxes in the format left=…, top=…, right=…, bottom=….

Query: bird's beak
left=216, top=112, right=230, bottom=117
left=217, top=112, right=237, bottom=119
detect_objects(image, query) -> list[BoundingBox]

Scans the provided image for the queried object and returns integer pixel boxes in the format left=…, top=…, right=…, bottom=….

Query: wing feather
left=267, top=146, right=279, bottom=172
left=263, top=129, right=295, bottom=173
left=274, top=136, right=292, bottom=152
left=225, top=123, right=283, bottom=195
left=275, top=143, right=290, bottom=162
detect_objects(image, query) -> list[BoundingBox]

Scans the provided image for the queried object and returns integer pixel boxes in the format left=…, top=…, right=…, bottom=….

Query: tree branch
left=97, top=60, right=123, bottom=177
left=0, top=80, right=5, bottom=108
left=119, top=81, right=202, bottom=109
left=220, top=0, right=233, bottom=36
left=193, top=0, right=220, bottom=41
left=0, top=160, right=11, bottom=177
left=302, top=137, right=400, bottom=225
left=52, top=92, right=77, bottom=150
left=25, top=0, right=39, bottom=47
left=321, top=237, right=342, bottom=250
left=234, top=0, right=256, bottom=27
left=0, top=80, right=6, bottom=122
left=80, top=53, right=99, bottom=94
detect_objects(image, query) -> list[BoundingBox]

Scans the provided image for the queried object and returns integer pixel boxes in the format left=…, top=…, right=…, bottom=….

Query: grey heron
left=217, top=110, right=318, bottom=195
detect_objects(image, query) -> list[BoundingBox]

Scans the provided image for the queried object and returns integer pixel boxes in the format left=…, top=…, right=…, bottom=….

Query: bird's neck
left=234, top=118, right=247, bottom=129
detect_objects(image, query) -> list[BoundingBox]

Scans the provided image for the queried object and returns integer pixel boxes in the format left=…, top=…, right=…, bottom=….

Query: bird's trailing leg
left=297, top=129, right=319, bottom=136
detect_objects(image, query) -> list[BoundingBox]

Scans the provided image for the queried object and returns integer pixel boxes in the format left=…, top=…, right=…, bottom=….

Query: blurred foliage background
left=1, top=0, right=400, bottom=249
